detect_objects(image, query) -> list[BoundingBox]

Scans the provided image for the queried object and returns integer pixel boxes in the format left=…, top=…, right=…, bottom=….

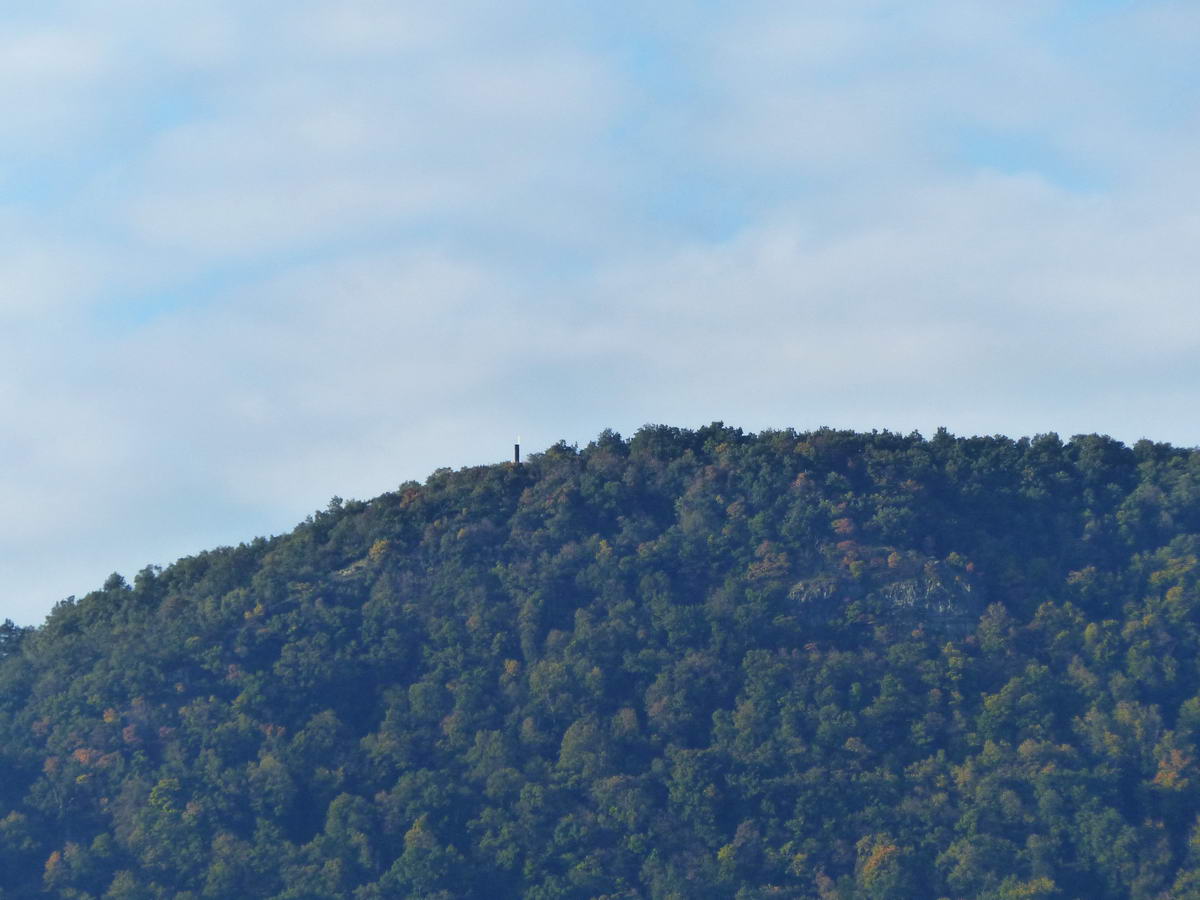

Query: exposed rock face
left=791, top=557, right=984, bottom=637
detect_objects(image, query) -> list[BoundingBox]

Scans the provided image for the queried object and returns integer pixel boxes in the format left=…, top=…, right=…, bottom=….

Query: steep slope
left=3, top=424, right=1200, bottom=898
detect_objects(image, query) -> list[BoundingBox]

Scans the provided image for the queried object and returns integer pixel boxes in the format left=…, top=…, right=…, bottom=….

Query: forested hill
left=5, top=425, right=1200, bottom=898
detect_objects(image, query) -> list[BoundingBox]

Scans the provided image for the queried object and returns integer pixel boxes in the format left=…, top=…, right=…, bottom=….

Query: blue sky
left=2, top=0, right=1199, bottom=624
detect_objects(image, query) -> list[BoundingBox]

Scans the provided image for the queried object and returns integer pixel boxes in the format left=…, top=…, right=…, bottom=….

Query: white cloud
left=0, top=29, right=117, bottom=153
left=0, top=29, right=108, bottom=79
left=591, top=164, right=1200, bottom=436
left=0, top=242, right=104, bottom=322
left=1, top=1, right=1199, bottom=624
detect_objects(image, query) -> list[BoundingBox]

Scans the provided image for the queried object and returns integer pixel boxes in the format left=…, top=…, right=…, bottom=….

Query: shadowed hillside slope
left=4, top=424, right=1200, bottom=898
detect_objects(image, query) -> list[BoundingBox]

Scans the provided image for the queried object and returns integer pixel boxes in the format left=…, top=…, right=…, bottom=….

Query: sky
left=2, top=0, right=1199, bottom=624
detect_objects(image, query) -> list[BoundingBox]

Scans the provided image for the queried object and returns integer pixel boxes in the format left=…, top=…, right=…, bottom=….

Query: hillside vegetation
left=5, top=424, right=1200, bottom=898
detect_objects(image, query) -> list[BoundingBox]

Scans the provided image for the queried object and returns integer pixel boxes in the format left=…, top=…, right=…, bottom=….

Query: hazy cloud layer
left=2, top=1, right=1198, bottom=622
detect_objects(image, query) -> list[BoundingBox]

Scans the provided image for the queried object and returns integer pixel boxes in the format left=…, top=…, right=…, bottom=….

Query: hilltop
left=3, top=424, right=1200, bottom=898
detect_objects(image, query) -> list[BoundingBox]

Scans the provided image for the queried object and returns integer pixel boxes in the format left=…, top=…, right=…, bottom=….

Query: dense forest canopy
left=5, top=424, right=1200, bottom=898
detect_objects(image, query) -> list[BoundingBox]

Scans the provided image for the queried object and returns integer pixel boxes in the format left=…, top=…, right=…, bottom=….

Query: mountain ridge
left=4, top=423, right=1200, bottom=898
